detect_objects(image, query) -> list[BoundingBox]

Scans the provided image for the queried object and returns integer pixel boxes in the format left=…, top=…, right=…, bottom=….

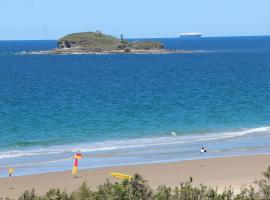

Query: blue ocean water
left=1, top=36, right=270, bottom=176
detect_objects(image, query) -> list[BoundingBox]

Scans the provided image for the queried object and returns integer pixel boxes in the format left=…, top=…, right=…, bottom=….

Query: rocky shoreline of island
left=25, top=48, right=193, bottom=55
left=22, top=31, right=194, bottom=55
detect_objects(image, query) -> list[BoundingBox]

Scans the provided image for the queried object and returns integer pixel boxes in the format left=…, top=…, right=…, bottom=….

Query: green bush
left=71, top=182, right=92, bottom=200
left=13, top=166, right=270, bottom=200
left=18, top=189, right=40, bottom=200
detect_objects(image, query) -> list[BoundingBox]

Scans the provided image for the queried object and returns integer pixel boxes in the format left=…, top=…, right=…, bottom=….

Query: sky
left=0, top=0, right=269, bottom=40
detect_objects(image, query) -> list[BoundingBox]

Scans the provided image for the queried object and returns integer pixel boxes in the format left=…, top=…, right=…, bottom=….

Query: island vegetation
left=58, top=31, right=164, bottom=52
left=28, top=31, right=191, bottom=55
left=6, top=166, right=270, bottom=200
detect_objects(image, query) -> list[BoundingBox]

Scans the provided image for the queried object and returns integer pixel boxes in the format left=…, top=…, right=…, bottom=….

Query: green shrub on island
left=8, top=166, right=270, bottom=200
left=58, top=31, right=121, bottom=50
left=57, top=31, right=164, bottom=51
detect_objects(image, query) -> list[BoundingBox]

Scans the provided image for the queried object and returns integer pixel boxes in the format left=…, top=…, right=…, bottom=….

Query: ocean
left=1, top=36, right=270, bottom=176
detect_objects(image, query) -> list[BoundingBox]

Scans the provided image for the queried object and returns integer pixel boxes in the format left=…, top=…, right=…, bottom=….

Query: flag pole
left=72, top=153, right=82, bottom=178
left=8, top=168, right=14, bottom=190
left=72, top=158, right=79, bottom=178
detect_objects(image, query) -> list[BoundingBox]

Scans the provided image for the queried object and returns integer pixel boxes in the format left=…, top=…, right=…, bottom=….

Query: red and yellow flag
left=72, top=158, right=78, bottom=174
left=72, top=153, right=82, bottom=175
left=74, top=153, right=82, bottom=159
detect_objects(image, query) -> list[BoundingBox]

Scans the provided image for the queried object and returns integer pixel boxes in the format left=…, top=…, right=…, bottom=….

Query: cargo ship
left=179, top=32, right=202, bottom=38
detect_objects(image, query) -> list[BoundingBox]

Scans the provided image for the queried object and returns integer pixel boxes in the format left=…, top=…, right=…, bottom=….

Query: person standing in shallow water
left=201, top=147, right=207, bottom=153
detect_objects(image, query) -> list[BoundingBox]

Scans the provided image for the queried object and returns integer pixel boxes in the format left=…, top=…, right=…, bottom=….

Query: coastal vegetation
left=57, top=31, right=164, bottom=52
left=3, top=166, right=270, bottom=200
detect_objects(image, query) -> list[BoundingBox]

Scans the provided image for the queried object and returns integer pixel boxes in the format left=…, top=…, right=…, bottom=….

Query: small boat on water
left=179, top=32, right=202, bottom=38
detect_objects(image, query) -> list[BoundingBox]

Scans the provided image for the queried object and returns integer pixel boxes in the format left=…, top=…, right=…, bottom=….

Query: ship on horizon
left=179, top=32, right=202, bottom=38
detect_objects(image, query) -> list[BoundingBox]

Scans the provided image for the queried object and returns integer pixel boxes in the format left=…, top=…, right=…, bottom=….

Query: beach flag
left=110, top=172, right=132, bottom=180
left=74, top=153, right=82, bottom=159
left=8, top=168, right=14, bottom=177
left=72, top=159, right=79, bottom=174
left=72, top=153, right=82, bottom=175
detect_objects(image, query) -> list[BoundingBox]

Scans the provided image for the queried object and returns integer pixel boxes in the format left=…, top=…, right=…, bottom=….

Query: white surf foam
left=0, top=126, right=269, bottom=159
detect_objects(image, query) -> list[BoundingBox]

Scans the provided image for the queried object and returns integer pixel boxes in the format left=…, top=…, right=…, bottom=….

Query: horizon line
left=0, top=34, right=270, bottom=41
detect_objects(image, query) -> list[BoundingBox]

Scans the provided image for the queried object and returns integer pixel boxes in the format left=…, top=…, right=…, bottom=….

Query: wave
left=0, top=126, right=269, bottom=159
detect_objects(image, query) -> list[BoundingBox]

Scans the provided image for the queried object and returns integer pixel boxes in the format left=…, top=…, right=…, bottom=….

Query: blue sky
left=0, top=0, right=269, bottom=40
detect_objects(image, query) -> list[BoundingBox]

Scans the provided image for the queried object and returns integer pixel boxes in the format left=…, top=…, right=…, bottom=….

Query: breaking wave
left=0, top=126, right=269, bottom=160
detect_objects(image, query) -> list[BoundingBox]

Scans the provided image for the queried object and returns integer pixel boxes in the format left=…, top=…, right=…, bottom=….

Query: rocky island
left=29, top=31, right=192, bottom=55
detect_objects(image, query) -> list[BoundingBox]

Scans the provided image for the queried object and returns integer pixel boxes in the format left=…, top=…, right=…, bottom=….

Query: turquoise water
left=1, top=36, right=270, bottom=175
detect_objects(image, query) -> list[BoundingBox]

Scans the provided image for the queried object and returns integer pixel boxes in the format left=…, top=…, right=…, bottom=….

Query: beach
left=1, top=38, right=270, bottom=199
left=1, top=37, right=270, bottom=178
left=1, top=0, right=270, bottom=199
left=0, top=154, right=269, bottom=198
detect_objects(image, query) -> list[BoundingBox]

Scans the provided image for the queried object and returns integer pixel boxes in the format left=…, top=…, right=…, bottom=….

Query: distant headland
left=29, top=31, right=192, bottom=55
